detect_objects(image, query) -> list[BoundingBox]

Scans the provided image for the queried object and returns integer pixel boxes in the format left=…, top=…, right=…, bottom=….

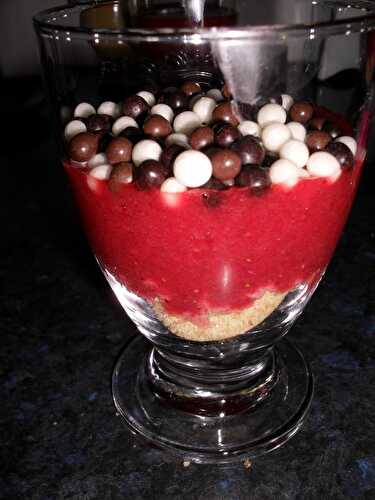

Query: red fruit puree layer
left=65, top=162, right=362, bottom=319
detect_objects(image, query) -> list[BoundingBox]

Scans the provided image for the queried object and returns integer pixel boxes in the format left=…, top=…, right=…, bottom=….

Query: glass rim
left=33, top=0, right=375, bottom=41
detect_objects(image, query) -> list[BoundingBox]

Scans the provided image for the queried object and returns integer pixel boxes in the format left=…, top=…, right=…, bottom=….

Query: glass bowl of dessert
left=34, top=0, right=375, bottom=463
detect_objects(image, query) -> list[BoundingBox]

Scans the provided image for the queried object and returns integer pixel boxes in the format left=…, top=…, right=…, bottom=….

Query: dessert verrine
left=64, top=81, right=361, bottom=341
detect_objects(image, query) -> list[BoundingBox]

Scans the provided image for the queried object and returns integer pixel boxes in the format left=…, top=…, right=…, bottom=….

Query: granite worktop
left=1, top=77, right=375, bottom=500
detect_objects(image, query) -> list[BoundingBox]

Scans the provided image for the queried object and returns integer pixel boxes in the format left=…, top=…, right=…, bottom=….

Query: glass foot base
left=112, top=336, right=314, bottom=464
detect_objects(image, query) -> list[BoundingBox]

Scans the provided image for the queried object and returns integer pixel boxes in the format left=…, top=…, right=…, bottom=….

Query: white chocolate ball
left=112, top=116, right=139, bottom=136
left=160, top=177, right=187, bottom=193
left=151, top=104, right=174, bottom=123
left=173, top=111, right=202, bottom=135
left=97, top=101, right=120, bottom=118
left=88, top=153, right=108, bottom=168
left=89, top=164, right=112, bottom=180
left=64, top=119, right=87, bottom=142
left=335, top=136, right=357, bottom=156
left=281, top=94, right=294, bottom=111
left=192, top=97, right=217, bottom=124
left=74, top=102, right=96, bottom=118
left=257, top=103, right=287, bottom=127
left=206, top=89, right=223, bottom=102
left=280, top=140, right=310, bottom=168
left=132, top=139, right=162, bottom=167
left=136, top=91, right=156, bottom=107
left=238, top=120, right=260, bottom=137
left=261, top=123, right=291, bottom=153
left=269, top=159, right=300, bottom=187
left=287, top=122, right=306, bottom=142
left=173, top=150, right=212, bottom=188
left=306, top=152, right=341, bottom=178
left=165, top=133, right=190, bottom=148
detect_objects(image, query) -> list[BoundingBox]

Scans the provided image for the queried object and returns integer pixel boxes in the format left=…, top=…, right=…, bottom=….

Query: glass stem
left=145, top=344, right=281, bottom=416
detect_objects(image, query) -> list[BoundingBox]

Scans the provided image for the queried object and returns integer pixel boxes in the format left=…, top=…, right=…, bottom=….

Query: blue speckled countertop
left=1, top=78, right=375, bottom=499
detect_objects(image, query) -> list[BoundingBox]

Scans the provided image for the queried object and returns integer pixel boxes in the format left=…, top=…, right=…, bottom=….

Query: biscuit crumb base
left=153, top=290, right=287, bottom=341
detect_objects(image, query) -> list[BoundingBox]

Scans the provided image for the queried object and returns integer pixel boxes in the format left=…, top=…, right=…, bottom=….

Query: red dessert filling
left=65, top=161, right=362, bottom=320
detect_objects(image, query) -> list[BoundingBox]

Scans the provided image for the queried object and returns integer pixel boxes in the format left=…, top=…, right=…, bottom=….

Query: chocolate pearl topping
left=323, top=121, right=343, bottom=139
left=122, top=95, right=149, bottom=120
left=108, top=162, right=133, bottom=192
left=143, top=115, right=172, bottom=138
left=308, top=116, right=326, bottom=131
left=106, top=137, right=133, bottom=164
left=68, top=132, right=98, bottom=162
left=161, top=144, right=186, bottom=173
left=165, top=91, right=188, bottom=111
left=215, top=124, right=241, bottom=148
left=159, top=86, right=178, bottom=103
left=119, top=126, right=144, bottom=143
left=235, top=165, right=271, bottom=193
left=86, top=114, right=112, bottom=134
left=190, top=127, right=215, bottom=150
left=202, top=145, right=222, bottom=159
left=181, top=81, right=201, bottom=97
left=136, top=160, right=167, bottom=189
left=325, top=142, right=354, bottom=169
left=211, top=150, right=242, bottom=181
left=232, top=136, right=265, bottom=165
left=263, top=154, right=278, bottom=168
left=306, top=131, right=332, bottom=153
left=289, top=102, right=314, bottom=124
left=212, top=102, right=239, bottom=126
left=189, top=93, right=204, bottom=110
left=201, top=177, right=227, bottom=190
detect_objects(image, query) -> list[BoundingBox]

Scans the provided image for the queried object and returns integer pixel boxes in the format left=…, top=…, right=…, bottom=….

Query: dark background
left=1, top=1, right=375, bottom=499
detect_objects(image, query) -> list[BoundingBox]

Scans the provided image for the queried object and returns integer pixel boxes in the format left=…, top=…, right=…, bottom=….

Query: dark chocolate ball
left=86, top=114, right=112, bottom=134
left=212, top=102, right=239, bottom=126
left=235, top=165, right=271, bottom=193
left=181, top=81, right=201, bottom=97
left=119, top=126, right=144, bottom=143
left=106, top=137, right=133, bottom=164
left=122, top=95, right=150, bottom=120
left=68, top=132, right=98, bottom=162
left=201, top=177, right=227, bottom=190
left=143, top=115, right=172, bottom=138
left=108, top=162, right=134, bottom=192
left=231, top=136, right=265, bottom=165
left=159, top=86, right=178, bottom=103
left=325, top=142, right=354, bottom=169
left=211, top=150, right=242, bottom=181
left=160, top=144, right=186, bottom=173
left=308, top=116, right=326, bottom=131
left=98, top=132, right=113, bottom=152
left=289, top=102, right=314, bottom=124
left=306, top=131, right=332, bottom=153
left=215, top=124, right=241, bottom=148
left=323, top=121, right=343, bottom=139
left=135, top=160, right=167, bottom=189
left=165, top=91, right=188, bottom=111
left=202, top=145, right=222, bottom=158
left=190, top=126, right=215, bottom=150
left=262, top=154, right=278, bottom=168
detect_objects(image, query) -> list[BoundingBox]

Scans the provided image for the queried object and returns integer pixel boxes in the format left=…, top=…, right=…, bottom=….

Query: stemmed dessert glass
left=34, top=0, right=375, bottom=463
